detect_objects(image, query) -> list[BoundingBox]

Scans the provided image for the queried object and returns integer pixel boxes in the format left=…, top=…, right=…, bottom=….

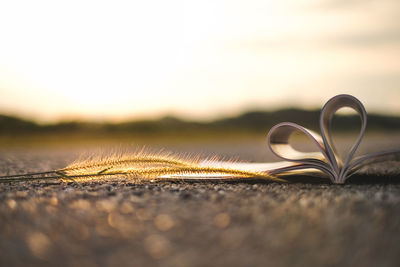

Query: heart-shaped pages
left=203, top=94, right=400, bottom=184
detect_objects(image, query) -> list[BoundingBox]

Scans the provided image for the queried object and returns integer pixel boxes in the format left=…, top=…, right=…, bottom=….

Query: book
left=200, top=94, right=400, bottom=184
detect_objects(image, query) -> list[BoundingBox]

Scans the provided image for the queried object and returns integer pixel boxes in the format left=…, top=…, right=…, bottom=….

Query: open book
left=200, top=94, right=400, bottom=184
left=1, top=94, right=399, bottom=184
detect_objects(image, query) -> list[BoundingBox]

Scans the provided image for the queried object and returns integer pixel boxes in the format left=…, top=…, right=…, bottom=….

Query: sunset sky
left=0, top=0, right=399, bottom=122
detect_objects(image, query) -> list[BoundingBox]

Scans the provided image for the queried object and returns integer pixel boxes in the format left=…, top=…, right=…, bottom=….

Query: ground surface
left=0, top=136, right=400, bottom=267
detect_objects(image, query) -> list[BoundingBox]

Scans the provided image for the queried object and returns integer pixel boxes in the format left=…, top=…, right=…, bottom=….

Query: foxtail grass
left=0, top=150, right=284, bottom=183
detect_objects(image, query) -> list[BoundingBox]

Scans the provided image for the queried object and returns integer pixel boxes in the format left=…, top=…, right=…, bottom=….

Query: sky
left=0, top=0, right=399, bottom=122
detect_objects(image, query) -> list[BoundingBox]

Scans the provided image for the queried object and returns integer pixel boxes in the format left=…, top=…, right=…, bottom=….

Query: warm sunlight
left=1, top=4, right=400, bottom=266
left=0, top=0, right=399, bottom=122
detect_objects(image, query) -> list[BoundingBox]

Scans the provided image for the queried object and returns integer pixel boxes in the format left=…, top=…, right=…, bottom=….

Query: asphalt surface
left=0, top=139, right=400, bottom=267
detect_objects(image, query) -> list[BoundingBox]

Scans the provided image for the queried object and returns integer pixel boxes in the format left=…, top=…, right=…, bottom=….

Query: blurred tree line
left=1, top=109, right=399, bottom=137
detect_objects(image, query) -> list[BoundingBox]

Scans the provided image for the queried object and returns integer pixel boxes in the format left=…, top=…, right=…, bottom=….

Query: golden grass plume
left=0, top=149, right=283, bottom=183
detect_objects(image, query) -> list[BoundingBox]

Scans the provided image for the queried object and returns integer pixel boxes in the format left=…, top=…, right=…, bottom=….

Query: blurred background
left=2, top=4, right=400, bottom=267
left=0, top=0, right=399, bottom=148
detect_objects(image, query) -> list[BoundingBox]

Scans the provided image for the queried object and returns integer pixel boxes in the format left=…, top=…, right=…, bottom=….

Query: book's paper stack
left=201, top=94, right=400, bottom=184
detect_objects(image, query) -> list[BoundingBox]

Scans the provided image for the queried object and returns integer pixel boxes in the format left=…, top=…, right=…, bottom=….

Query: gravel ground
left=0, top=139, right=400, bottom=267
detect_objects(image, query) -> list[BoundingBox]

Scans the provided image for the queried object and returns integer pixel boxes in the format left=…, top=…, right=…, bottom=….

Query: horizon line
left=1, top=106, right=399, bottom=125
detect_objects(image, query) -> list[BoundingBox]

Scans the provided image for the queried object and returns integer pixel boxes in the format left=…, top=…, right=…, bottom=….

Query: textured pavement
left=0, top=138, right=399, bottom=267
